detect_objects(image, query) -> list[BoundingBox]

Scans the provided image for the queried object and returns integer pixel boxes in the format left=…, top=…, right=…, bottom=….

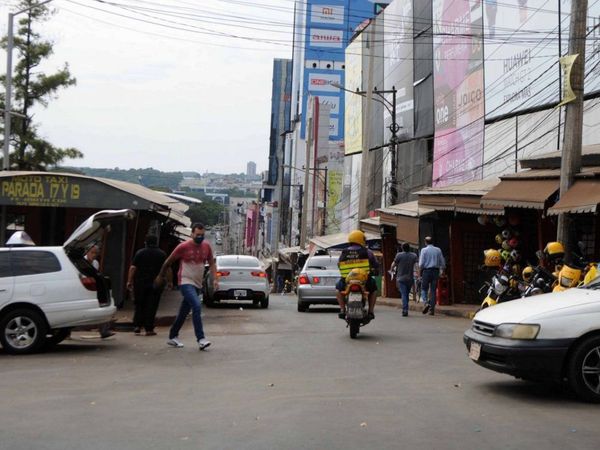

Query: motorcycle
left=553, top=253, right=598, bottom=292
left=521, top=251, right=557, bottom=297
left=479, top=269, right=523, bottom=310
left=341, top=268, right=371, bottom=339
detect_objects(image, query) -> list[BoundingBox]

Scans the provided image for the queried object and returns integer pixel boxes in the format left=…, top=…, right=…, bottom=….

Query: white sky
left=1, top=0, right=294, bottom=173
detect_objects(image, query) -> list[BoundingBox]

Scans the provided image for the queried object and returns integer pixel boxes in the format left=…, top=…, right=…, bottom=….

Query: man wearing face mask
left=155, top=223, right=218, bottom=350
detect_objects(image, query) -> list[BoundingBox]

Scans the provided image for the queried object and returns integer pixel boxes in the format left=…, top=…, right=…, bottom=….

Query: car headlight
left=494, top=323, right=540, bottom=340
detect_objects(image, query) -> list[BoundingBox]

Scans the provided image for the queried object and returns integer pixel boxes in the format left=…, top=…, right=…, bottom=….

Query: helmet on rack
left=495, top=234, right=503, bottom=245
left=522, top=266, right=534, bottom=282
left=543, top=241, right=565, bottom=261
left=483, top=249, right=502, bottom=267
left=347, top=230, right=367, bottom=247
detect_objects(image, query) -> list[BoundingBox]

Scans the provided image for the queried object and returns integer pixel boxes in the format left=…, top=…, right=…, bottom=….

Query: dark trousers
left=421, top=268, right=440, bottom=311
left=133, top=284, right=164, bottom=331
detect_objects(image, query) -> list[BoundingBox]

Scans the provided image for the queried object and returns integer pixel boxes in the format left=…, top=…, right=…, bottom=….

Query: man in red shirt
left=155, top=223, right=218, bottom=350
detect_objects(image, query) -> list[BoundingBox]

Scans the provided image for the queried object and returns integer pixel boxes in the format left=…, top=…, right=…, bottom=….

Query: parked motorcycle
left=520, top=250, right=557, bottom=297
left=340, top=268, right=371, bottom=339
left=553, top=252, right=598, bottom=292
left=479, top=249, right=523, bottom=310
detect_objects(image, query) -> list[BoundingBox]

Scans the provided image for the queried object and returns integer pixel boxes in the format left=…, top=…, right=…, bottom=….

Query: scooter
left=341, top=268, right=371, bottom=339
left=521, top=251, right=557, bottom=297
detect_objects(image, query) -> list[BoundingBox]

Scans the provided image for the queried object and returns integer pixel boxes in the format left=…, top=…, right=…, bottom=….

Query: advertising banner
left=561, top=0, right=600, bottom=95
left=344, top=34, right=363, bottom=155
left=383, top=0, right=414, bottom=140
left=309, top=28, right=344, bottom=48
left=311, top=4, right=345, bottom=24
left=432, top=0, right=484, bottom=187
left=484, top=0, right=560, bottom=119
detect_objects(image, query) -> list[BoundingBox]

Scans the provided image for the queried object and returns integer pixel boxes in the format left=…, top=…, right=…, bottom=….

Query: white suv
left=0, top=209, right=134, bottom=354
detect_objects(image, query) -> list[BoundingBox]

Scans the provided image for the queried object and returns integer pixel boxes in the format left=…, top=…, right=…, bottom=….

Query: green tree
left=186, top=200, right=224, bottom=227
left=1, top=1, right=81, bottom=170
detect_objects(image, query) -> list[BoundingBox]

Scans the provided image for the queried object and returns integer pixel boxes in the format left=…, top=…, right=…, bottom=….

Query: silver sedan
left=204, top=255, right=270, bottom=308
left=297, top=254, right=340, bottom=312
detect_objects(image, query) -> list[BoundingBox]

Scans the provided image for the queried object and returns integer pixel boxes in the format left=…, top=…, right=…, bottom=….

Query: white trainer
left=198, top=338, right=211, bottom=350
left=167, top=338, right=184, bottom=348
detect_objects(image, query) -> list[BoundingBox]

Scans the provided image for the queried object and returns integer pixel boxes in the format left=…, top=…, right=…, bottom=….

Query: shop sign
left=0, top=175, right=150, bottom=209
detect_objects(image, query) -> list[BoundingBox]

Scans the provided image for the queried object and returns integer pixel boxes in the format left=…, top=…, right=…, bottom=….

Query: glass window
left=11, top=251, right=61, bottom=276
left=305, top=256, right=340, bottom=270
left=218, top=256, right=260, bottom=268
left=0, top=252, right=11, bottom=277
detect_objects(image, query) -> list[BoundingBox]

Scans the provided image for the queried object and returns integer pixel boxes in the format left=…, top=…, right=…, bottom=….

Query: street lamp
left=3, top=0, right=54, bottom=170
left=332, top=82, right=400, bottom=206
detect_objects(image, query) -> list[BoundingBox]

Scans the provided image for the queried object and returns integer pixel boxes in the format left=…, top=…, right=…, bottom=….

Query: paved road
left=1, top=296, right=598, bottom=450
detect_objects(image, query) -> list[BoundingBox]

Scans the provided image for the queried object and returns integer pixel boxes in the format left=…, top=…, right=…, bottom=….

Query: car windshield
left=218, top=256, right=260, bottom=268
left=305, top=256, right=339, bottom=270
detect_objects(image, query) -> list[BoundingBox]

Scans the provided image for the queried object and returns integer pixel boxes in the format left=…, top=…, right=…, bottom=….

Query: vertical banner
left=344, top=34, right=363, bottom=155
left=559, top=54, right=578, bottom=107
left=432, top=0, right=484, bottom=187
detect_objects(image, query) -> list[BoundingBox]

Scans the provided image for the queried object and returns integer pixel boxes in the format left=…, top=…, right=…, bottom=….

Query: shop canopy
left=0, top=171, right=191, bottom=226
left=547, top=179, right=600, bottom=215
left=309, top=231, right=380, bottom=250
left=480, top=173, right=559, bottom=210
left=359, top=216, right=381, bottom=235
left=416, top=179, right=504, bottom=215
left=377, top=200, right=435, bottom=245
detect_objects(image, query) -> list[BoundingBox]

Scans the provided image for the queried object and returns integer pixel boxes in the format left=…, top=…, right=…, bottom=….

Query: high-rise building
left=246, top=161, right=257, bottom=178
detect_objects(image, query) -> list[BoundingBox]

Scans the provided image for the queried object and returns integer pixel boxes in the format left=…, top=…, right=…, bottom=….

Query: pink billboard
left=432, top=0, right=484, bottom=187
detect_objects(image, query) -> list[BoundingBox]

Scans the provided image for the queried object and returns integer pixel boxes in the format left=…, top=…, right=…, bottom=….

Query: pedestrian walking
left=126, top=235, right=167, bottom=336
left=418, top=236, right=446, bottom=316
left=390, top=242, right=418, bottom=317
left=155, top=223, right=217, bottom=350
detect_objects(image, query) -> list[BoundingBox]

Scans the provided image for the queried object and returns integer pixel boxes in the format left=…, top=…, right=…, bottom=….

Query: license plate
left=469, top=342, right=481, bottom=361
left=234, top=290, right=247, bottom=297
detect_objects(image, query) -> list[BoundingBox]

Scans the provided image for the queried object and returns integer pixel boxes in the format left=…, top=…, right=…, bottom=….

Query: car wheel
left=0, top=308, right=48, bottom=354
left=253, top=299, right=260, bottom=307
left=44, top=328, right=72, bottom=348
left=567, top=335, right=600, bottom=403
left=297, top=301, right=308, bottom=312
left=260, top=296, right=269, bottom=309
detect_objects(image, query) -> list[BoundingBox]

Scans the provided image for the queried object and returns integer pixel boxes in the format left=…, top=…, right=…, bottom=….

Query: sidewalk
left=377, top=296, right=479, bottom=320
left=112, top=290, right=478, bottom=328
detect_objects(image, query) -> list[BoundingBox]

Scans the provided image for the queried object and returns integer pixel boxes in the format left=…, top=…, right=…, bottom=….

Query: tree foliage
left=0, top=1, right=81, bottom=170
left=185, top=199, right=224, bottom=227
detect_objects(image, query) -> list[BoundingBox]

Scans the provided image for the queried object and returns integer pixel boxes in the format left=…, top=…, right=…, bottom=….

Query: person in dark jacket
left=127, top=235, right=167, bottom=336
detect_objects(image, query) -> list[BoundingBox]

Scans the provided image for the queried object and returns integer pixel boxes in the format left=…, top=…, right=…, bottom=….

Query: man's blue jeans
left=421, top=268, right=440, bottom=311
left=397, top=280, right=412, bottom=314
left=169, top=284, right=205, bottom=341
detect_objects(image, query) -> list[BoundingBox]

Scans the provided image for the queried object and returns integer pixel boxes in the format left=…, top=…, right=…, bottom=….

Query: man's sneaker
left=422, top=304, right=430, bottom=315
left=338, top=311, right=346, bottom=320
left=167, top=338, right=184, bottom=348
left=198, top=338, right=211, bottom=350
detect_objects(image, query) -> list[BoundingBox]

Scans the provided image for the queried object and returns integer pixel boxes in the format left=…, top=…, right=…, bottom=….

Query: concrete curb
left=377, top=298, right=477, bottom=320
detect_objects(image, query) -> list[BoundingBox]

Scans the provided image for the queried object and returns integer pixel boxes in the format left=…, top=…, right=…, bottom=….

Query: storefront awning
left=547, top=180, right=600, bottom=215
left=376, top=201, right=435, bottom=245
left=359, top=216, right=381, bottom=235
left=310, top=231, right=380, bottom=250
left=481, top=178, right=559, bottom=209
left=416, top=180, right=504, bottom=215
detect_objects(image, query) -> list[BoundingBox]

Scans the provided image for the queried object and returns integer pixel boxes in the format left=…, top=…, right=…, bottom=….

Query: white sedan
left=204, top=255, right=270, bottom=308
left=463, top=278, right=600, bottom=402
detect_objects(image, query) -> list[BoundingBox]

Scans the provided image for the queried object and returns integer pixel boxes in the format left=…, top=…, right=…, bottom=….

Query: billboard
left=383, top=0, right=414, bottom=140
left=344, top=34, right=363, bottom=155
left=432, top=0, right=484, bottom=187
left=300, top=0, right=390, bottom=141
left=484, top=0, right=560, bottom=119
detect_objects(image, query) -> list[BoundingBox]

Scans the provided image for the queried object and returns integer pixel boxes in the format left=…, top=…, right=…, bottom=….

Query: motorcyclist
left=336, top=230, right=379, bottom=320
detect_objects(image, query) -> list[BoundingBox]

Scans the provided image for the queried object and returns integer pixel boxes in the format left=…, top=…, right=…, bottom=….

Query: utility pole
left=557, top=0, right=588, bottom=254
left=358, top=19, right=376, bottom=221
left=389, top=86, right=399, bottom=206
left=300, top=116, right=312, bottom=248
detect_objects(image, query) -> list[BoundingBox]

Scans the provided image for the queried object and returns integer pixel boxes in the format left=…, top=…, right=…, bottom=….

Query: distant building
left=246, top=161, right=257, bottom=178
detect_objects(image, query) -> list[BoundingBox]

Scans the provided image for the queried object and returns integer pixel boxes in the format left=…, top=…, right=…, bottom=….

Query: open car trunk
left=63, top=210, right=136, bottom=307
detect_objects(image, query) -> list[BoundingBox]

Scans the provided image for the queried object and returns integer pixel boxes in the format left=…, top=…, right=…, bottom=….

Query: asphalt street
left=1, top=295, right=599, bottom=450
